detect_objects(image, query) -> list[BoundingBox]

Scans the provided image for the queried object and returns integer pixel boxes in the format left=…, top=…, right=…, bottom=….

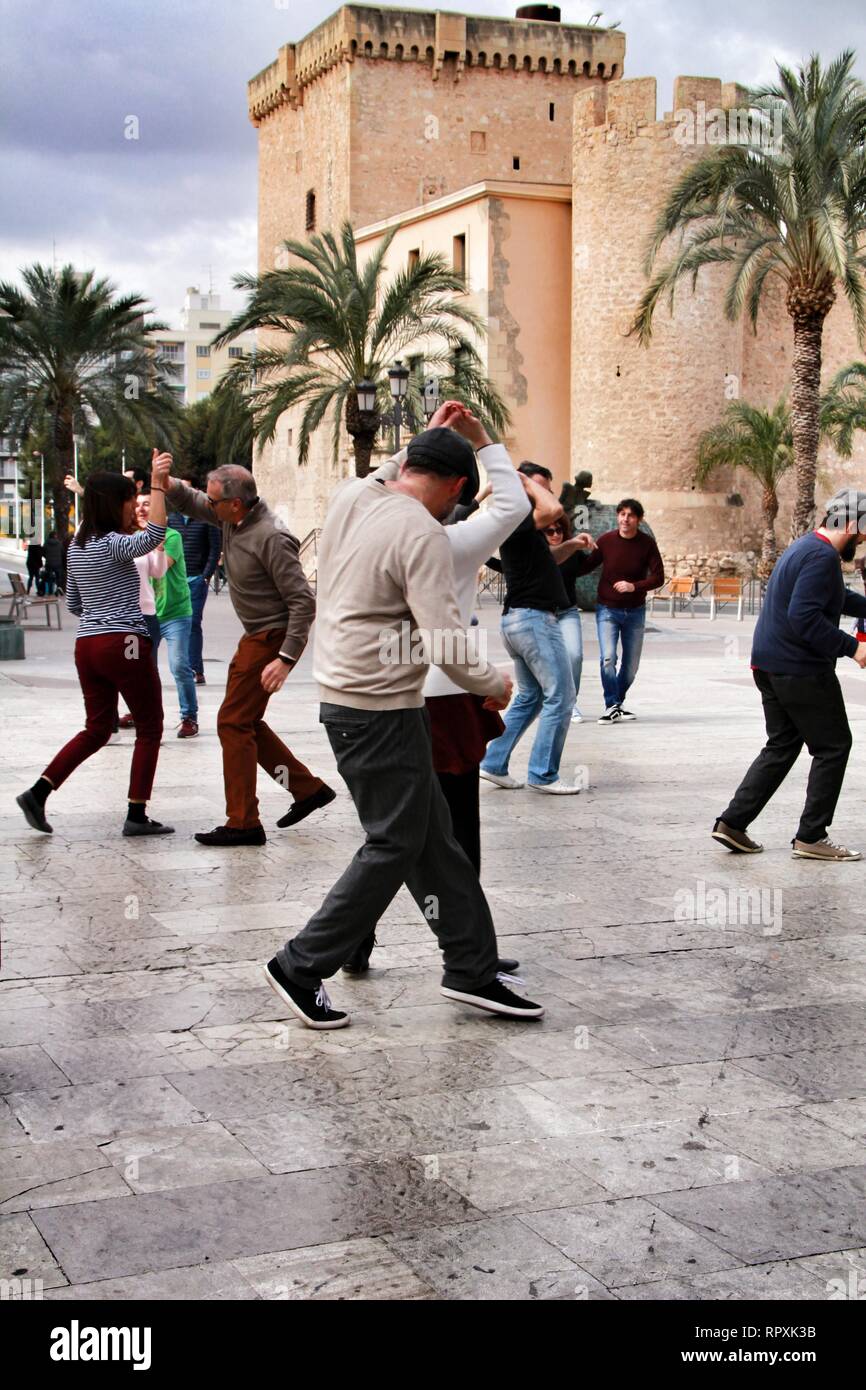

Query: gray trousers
left=277, top=704, right=500, bottom=991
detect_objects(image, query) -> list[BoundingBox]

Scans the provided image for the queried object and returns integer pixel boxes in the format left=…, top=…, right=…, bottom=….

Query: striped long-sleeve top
left=66, top=524, right=167, bottom=638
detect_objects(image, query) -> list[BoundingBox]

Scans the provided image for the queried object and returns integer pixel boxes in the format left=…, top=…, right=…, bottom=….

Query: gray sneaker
left=791, top=837, right=861, bottom=862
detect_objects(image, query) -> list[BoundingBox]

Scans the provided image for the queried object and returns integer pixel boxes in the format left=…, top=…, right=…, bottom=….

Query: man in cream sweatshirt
left=265, top=408, right=545, bottom=1029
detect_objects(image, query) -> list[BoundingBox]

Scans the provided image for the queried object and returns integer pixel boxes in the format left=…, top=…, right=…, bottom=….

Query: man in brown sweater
left=264, top=418, right=545, bottom=1029
left=163, top=464, right=334, bottom=845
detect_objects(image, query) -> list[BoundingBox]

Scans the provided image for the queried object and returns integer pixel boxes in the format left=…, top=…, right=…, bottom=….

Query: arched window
left=410, top=45, right=419, bottom=60
left=492, top=52, right=502, bottom=68
left=597, top=62, right=606, bottom=77
left=364, top=41, right=373, bottom=57
left=567, top=59, right=576, bottom=75
left=507, top=54, right=517, bottom=70
left=583, top=61, right=591, bottom=77
left=395, top=43, right=404, bottom=60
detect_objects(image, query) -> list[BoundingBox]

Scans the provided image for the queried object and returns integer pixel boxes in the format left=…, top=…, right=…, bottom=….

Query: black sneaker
left=342, top=930, right=376, bottom=974
left=441, top=973, right=544, bottom=1019
left=122, top=818, right=175, bottom=837
left=711, top=818, right=763, bottom=854
left=277, top=784, right=337, bottom=829
left=16, top=790, right=52, bottom=834
left=618, top=707, right=637, bottom=721
left=263, top=957, right=349, bottom=1030
left=195, top=824, right=267, bottom=846
left=598, top=706, right=622, bottom=724
left=498, top=957, right=520, bottom=974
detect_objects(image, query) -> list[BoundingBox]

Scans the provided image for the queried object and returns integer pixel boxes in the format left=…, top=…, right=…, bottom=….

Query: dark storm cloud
left=0, top=0, right=863, bottom=322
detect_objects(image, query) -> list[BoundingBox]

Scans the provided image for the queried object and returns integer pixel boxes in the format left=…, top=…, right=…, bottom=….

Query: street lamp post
left=12, top=454, right=20, bottom=543
left=34, top=452, right=45, bottom=543
left=73, top=434, right=84, bottom=532
left=386, top=360, right=410, bottom=452
left=355, top=367, right=441, bottom=462
left=422, top=376, right=441, bottom=422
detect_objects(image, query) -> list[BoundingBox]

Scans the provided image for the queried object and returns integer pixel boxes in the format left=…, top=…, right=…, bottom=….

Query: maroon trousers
left=44, top=633, right=164, bottom=802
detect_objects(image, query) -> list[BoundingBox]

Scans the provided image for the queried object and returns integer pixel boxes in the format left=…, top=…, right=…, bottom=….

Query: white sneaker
left=479, top=769, right=525, bottom=790
left=527, top=780, right=581, bottom=795
left=571, top=707, right=583, bottom=723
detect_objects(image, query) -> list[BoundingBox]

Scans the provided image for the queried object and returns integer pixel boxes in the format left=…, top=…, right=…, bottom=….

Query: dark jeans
left=437, top=769, right=481, bottom=874
left=188, top=574, right=209, bottom=675
left=721, top=668, right=852, bottom=843
left=277, top=705, right=499, bottom=991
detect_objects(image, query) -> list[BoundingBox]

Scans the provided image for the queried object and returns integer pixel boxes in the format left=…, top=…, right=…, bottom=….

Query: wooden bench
left=649, top=576, right=696, bottom=617
left=8, top=573, right=63, bottom=628
left=709, top=576, right=744, bottom=621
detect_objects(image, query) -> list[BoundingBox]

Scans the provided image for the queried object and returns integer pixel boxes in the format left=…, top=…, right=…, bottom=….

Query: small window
left=196, top=345, right=211, bottom=358
left=549, top=102, right=555, bottom=121
left=196, top=369, right=211, bottom=380
left=408, top=248, right=420, bottom=271
left=452, top=233, right=466, bottom=281
left=512, top=155, right=520, bottom=171
left=286, top=428, right=293, bottom=446
left=227, top=347, right=244, bottom=359
left=305, top=189, right=316, bottom=232
left=200, top=321, right=220, bottom=329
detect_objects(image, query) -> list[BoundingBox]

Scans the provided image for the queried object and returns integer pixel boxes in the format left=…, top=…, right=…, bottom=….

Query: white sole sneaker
left=526, top=781, right=580, bottom=795
left=262, top=964, right=350, bottom=1030
left=791, top=844, right=861, bottom=862
left=441, top=986, right=544, bottom=1018
left=479, top=770, right=525, bottom=790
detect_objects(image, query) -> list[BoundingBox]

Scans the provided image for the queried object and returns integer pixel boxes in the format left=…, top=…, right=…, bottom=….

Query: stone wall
left=570, top=75, right=866, bottom=571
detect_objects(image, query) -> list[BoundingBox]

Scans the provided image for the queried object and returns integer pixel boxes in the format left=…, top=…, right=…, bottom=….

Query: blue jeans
left=480, top=607, right=575, bottom=786
left=596, top=604, right=646, bottom=709
left=557, top=606, right=583, bottom=703
left=144, top=614, right=162, bottom=662
left=160, top=616, right=198, bottom=722
left=188, top=574, right=209, bottom=676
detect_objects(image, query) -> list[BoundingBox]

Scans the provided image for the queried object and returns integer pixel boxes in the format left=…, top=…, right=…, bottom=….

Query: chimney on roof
left=516, top=5, right=562, bottom=19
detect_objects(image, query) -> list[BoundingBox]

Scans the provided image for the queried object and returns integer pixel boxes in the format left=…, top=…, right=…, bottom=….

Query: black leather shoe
left=194, top=824, right=267, bottom=846
left=342, top=930, right=376, bottom=974
left=16, top=790, right=52, bottom=834
left=277, top=785, right=337, bottom=829
left=498, top=957, right=520, bottom=974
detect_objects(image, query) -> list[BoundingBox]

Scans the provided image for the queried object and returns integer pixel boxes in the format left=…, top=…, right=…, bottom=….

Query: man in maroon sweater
left=563, top=498, right=664, bottom=723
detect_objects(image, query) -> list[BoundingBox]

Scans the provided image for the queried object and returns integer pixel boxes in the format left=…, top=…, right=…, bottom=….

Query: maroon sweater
left=577, top=529, right=665, bottom=610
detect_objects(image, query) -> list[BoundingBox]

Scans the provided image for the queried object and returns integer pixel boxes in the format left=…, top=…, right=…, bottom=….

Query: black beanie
left=406, top=427, right=479, bottom=507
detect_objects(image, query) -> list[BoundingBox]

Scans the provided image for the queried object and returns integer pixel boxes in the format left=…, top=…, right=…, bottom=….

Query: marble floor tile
left=6, top=1076, right=203, bottom=1142
left=385, top=1215, right=611, bottom=1300
left=735, top=1044, right=866, bottom=1103
left=31, top=1160, right=482, bottom=1283
left=0, top=1211, right=68, bottom=1288
left=40, top=1033, right=200, bottom=1084
left=800, top=1098, right=866, bottom=1141
left=0, top=1044, right=70, bottom=1094
left=99, top=1122, right=270, bottom=1192
left=0, top=1139, right=130, bottom=1213
left=616, top=1260, right=827, bottom=1300
left=432, top=1141, right=609, bottom=1213
left=553, top=1122, right=769, bottom=1197
left=652, top=1165, right=866, bottom=1264
left=233, top=1238, right=437, bottom=1300
left=44, top=1261, right=260, bottom=1301
left=522, top=1196, right=740, bottom=1288
left=706, top=1107, right=866, bottom=1176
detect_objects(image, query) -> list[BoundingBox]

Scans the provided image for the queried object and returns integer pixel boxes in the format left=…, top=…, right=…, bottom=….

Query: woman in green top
left=154, top=523, right=199, bottom=738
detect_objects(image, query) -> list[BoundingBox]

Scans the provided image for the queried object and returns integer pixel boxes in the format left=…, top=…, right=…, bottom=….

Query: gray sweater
left=165, top=482, right=315, bottom=663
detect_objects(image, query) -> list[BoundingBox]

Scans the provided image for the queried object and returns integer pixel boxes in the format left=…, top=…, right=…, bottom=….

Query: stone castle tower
left=249, top=5, right=625, bottom=272
left=248, top=5, right=865, bottom=568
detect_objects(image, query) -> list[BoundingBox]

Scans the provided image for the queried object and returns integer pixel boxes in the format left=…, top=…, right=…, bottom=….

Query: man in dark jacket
left=167, top=478, right=222, bottom=683
left=713, top=489, right=866, bottom=862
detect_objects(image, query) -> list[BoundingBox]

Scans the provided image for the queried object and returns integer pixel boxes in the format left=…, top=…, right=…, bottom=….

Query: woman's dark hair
left=616, top=497, right=644, bottom=520
left=74, top=471, right=136, bottom=547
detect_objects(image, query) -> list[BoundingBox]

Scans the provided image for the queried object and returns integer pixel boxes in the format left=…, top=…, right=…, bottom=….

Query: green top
left=153, top=528, right=192, bottom=622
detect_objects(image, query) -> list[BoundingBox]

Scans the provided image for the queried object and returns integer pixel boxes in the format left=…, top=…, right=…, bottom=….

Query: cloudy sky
left=1, top=0, right=863, bottom=327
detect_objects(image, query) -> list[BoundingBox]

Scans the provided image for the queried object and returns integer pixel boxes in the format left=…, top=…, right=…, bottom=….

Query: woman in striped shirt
left=16, top=452, right=175, bottom=837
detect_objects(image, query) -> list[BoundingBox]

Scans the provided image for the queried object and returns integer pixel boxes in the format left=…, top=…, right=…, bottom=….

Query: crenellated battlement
left=248, top=4, right=626, bottom=123
left=573, top=74, right=753, bottom=140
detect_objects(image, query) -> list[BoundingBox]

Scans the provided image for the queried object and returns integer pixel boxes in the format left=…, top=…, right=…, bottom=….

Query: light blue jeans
left=480, top=607, right=575, bottom=786
left=557, top=606, right=583, bottom=703
left=160, top=616, right=198, bottom=723
left=596, top=604, right=645, bottom=710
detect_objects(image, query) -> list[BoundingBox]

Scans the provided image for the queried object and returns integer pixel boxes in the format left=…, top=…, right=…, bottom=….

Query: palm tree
left=632, top=52, right=866, bottom=537
left=214, top=221, right=509, bottom=477
left=821, top=361, right=866, bottom=457
left=694, top=398, right=794, bottom=577
left=0, top=264, right=180, bottom=543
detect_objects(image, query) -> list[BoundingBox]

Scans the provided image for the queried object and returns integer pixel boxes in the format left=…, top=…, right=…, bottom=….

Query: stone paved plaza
left=1, top=582, right=865, bottom=1302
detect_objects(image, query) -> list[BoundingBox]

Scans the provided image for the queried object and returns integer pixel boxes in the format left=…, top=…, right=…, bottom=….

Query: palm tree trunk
left=52, top=407, right=74, bottom=547
left=787, top=275, right=835, bottom=539
left=759, top=485, right=780, bottom=578
left=344, top=393, right=379, bottom=478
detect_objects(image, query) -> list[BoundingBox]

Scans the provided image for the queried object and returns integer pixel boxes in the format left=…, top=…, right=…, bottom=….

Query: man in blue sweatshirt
left=713, top=490, right=866, bottom=862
